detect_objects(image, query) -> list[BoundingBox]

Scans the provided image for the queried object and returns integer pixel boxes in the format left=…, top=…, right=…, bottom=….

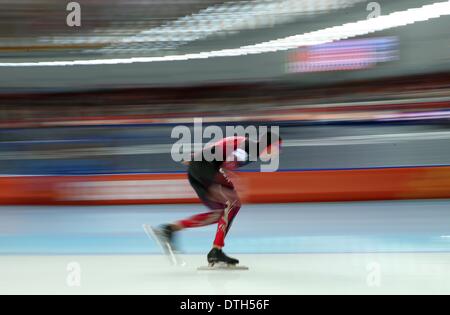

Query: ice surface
left=1, top=200, right=450, bottom=294
left=1, top=253, right=449, bottom=294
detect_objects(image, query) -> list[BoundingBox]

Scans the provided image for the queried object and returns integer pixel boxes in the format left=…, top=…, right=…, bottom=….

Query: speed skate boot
left=207, top=248, right=239, bottom=267
left=144, top=224, right=178, bottom=256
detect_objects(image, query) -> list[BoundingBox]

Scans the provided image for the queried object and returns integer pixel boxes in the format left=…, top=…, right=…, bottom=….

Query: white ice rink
left=1, top=253, right=450, bottom=294
left=1, top=200, right=450, bottom=294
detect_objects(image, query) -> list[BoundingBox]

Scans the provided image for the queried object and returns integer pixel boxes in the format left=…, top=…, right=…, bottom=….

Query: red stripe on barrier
left=1, top=167, right=450, bottom=205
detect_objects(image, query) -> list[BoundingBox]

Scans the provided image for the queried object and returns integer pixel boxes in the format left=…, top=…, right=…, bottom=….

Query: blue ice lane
left=0, top=200, right=450, bottom=255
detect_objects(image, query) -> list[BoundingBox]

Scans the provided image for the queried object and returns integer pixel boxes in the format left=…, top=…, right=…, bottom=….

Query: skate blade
left=142, top=224, right=186, bottom=267
left=198, top=263, right=249, bottom=271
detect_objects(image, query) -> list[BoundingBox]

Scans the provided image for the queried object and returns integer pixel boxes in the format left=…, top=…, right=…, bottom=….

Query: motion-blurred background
left=0, top=0, right=449, bottom=206
left=2, top=2, right=450, bottom=295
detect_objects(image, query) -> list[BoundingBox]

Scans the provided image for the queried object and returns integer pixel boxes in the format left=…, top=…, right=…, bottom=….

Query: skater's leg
left=213, top=194, right=241, bottom=248
left=207, top=197, right=241, bottom=266
left=170, top=171, right=227, bottom=231
left=168, top=184, right=239, bottom=238
left=205, top=196, right=241, bottom=266
left=147, top=163, right=224, bottom=257
left=205, top=170, right=242, bottom=249
left=176, top=209, right=223, bottom=229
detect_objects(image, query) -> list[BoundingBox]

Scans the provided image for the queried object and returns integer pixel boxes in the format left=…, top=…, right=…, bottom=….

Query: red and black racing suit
left=177, top=136, right=252, bottom=248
